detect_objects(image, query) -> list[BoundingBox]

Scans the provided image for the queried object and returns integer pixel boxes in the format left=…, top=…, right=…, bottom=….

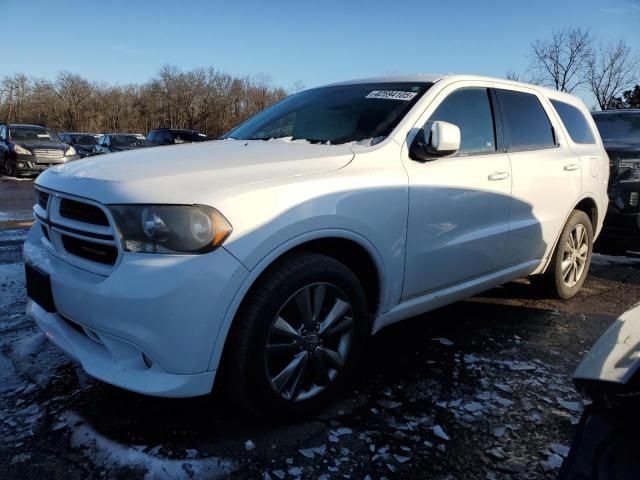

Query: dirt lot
left=1, top=176, right=640, bottom=479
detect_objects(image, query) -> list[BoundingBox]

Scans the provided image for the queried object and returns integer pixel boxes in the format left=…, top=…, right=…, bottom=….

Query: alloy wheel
left=561, top=223, right=589, bottom=288
left=265, top=282, right=354, bottom=402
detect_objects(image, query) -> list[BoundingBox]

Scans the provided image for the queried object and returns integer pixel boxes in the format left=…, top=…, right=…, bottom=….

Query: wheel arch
left=537, top=194, right=599, bottom=274
left=208, top=229, right=385, bottom=372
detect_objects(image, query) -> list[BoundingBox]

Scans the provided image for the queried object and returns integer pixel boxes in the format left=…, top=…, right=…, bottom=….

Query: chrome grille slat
left=33, top=149, right=64, bottom=159
left=33, top=186, right=121, bottom=275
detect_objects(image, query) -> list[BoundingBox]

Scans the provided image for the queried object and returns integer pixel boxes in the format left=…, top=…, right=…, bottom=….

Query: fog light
left=630, top=192, right=639, bottom=207
left=142, top=353, right=154, bottom=368
left=17, top=162, right=25, bottom=168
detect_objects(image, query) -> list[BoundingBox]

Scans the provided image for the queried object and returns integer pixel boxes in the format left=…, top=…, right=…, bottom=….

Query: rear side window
left=496, top=89, right=556, bottom=150
left=424, top=88, right=496, bottom=155
left=551, top=100, right=595, bottom=144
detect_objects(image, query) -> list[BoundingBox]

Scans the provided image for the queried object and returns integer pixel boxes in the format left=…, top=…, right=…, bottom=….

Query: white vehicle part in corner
left=574, top=303, right=640, bottom=385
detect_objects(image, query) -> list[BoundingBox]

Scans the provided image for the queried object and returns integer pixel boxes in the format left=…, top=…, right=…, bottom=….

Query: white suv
left=24, top=75, right=609, bottom=417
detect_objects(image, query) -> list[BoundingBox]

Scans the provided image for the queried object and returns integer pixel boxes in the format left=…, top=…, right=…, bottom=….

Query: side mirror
left=409, top=121, right=461, bottom=161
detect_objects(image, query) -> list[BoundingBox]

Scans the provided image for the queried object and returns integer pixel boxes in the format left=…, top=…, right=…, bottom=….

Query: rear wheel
left=222, top=252, right=368, bottom=418
left=532, top=210, right=593, bottom=299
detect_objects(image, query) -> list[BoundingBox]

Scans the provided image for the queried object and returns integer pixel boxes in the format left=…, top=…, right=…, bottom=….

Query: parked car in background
left=25, top=75, right=608, bottom=417
left=59, top=132, right=100, bottom=158
left=0, top=124, right=79, bottom=177
left=147, top=128, right=208, bottom=146
left=93, top=133, right=150, bottom=155
left=592, top=110, right=640, bottom=254
left=559, top=302, right=640, bottom=480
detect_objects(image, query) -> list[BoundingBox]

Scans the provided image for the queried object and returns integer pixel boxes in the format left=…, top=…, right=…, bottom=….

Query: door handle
left=488, top=171, right=510, bottom=181
left=564, top=163, right=579, bottom=171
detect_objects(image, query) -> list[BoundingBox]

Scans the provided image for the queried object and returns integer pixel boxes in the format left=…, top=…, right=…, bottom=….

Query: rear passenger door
left=495, top=87, right=582, bottom=265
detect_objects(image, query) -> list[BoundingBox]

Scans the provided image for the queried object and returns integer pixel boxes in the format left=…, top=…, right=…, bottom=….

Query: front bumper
left=23, top=225, right=249, bottom=397
left=15, top=153, right=79, bottom=173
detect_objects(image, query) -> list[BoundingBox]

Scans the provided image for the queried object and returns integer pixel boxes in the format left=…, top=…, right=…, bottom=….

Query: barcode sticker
left=365, top=90, right=417, bottom=101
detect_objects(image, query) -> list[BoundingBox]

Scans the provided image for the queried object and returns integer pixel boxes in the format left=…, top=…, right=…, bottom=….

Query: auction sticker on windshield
left=365, top=90, right=417, bottom=101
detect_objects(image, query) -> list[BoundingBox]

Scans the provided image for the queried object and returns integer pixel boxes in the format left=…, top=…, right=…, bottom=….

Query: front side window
left=225, top=82, right=433, bottom=145
left=496, top=89, right=555, bottom=150
left=551, top=100, right=595, bottom=144
left=592, top=112, right=640, bottom=145
left=423, top=88, right=496, bottom=155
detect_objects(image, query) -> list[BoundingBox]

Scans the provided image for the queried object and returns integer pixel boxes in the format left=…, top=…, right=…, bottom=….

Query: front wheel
left=222, top=252, right=369, bottom=419
left=3, top=155, right=16, bottom=177
left=532, top=210, right=594, bottom=299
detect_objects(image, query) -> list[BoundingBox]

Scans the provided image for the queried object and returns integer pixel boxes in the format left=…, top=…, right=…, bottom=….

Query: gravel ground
left=1, top=176, right=640, bottom=479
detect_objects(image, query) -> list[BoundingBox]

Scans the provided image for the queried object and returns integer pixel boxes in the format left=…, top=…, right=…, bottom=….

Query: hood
left=16, top=141, right=68, bottom=151
left=35, top=139, right=354, bottom=204
left=110, top=145, right=148, bottom=152
left=603, top=140, right=640, bottom=159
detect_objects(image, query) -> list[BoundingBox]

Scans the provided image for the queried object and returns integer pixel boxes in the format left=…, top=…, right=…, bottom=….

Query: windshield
left=224, top=82, right=432, bottom=145
left=9, top=128, right=60, bottom=143
left=112, top=135, right=147, bottom=147
left=71, top=134, right=97, bottom=145
left=593, top=112, right=640, bottom=144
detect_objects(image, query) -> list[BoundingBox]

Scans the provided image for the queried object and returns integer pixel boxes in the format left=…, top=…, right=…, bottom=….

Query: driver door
left=401, top=84, right=512, bottom=300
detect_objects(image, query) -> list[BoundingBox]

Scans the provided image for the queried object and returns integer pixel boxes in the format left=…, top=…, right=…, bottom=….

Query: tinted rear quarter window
left=551, top=100, right=595, bottom=144
left=496, top=89, right=555, bottom=150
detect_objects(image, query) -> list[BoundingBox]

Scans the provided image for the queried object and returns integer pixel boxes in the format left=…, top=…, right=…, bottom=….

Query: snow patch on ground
left=61, top=411, right=236, bottom=479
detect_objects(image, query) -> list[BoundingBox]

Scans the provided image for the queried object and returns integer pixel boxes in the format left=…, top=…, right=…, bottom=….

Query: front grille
left=40, top=224, right=50, bottom=241
left=33, top=148, right=64, bottom=159
left=61, top=235, right=118, bottom=265
left=37, top=190, right=49, bottom=209
left=59, top=198, right=109, bottom=226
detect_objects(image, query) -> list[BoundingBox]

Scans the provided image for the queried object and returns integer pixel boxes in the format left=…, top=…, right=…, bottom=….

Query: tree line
left=508, top=27, right=639, bottom=109
left=1, top=28, right=638, bottom=137
left=0, top=65, right=290, bottom=137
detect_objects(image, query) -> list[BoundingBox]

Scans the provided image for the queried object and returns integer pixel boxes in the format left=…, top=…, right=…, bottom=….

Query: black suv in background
left=147, top=128, right=208, bottom=146
left=0, top=124, right=78, bottom=177
left=93, top=133, right=149, bottom=155
left=592, top=110, right=640, bottom=253
left=59, top=132, right=99, bottom=158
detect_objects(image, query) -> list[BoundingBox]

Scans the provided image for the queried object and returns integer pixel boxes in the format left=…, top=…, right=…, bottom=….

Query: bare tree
left=587, top=39, right=639, bottom=110
left=505, top=71, right=521, bottom=81
left=529, top=27, right=593, bottom=93
left=55, top=72, right=93, bottom=130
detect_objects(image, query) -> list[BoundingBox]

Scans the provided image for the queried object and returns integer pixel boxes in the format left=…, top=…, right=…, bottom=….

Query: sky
left=3, top=0, right=639, bottom=104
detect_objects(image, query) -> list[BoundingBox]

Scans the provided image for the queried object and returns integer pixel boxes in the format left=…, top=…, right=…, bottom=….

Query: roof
left=153, top=128, right=201, bottom=132
left=592, top=109, right=640, bottom=115
left=327, top=74, right=445, bottom=87
left=7, top=123, right=47, bottom=129
left=104, top=132, right=144, bottom=136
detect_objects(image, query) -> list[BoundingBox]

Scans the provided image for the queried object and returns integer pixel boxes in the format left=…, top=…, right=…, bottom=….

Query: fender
left=207, top=228, right=387, bottom=371
left=533, top=193, right=601, bottom=275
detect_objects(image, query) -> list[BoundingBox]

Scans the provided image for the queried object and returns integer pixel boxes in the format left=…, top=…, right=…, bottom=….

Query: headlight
left=65, top=146, right=77, bottom=156
left=14, top=144, right=31, bottom=155
left=109, top=205, right=232, bottom=254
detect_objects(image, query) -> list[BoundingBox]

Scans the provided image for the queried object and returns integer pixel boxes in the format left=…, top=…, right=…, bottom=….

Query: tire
left=4, top=155, right=16, bottom=178
left=222, top=252, right=369, bottom=419
left=531, top=210, right=593, bottom=299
